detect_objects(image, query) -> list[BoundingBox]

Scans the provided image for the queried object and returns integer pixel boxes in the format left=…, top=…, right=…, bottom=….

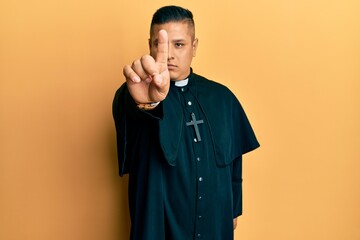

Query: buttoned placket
left=181, top=87, right=206, bottom=239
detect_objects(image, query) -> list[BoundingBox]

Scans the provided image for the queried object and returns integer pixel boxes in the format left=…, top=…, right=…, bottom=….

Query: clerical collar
left=174, top=78, right=189, bottom=87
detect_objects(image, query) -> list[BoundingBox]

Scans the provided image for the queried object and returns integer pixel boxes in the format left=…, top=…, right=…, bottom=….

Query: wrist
left=137, top=102, right=160, bottom=110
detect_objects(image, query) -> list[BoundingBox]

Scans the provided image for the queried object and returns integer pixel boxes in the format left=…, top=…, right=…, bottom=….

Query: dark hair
left=150, top=5, right=195, bottom=37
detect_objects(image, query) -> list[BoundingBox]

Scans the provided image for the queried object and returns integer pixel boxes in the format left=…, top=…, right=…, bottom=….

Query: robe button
left=197, top=157, right=201, bottom=162
left=198, top=215, right=202, bottom=219
left=199, top=196, right=202, bottom=200
left=197, top=233, right=201, bottom=238
left=187, top=101, right=192, bottom=106
left=199, top=177, right=203, bottom=182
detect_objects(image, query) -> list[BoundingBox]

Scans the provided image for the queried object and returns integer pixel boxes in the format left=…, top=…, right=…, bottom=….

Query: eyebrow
left=153, top=38, right=187, bottom=44
left=171, top=38, right=187, bottom=43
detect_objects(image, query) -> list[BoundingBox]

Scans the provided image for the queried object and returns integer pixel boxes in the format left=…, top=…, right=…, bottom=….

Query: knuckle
left=132, top=59, right=141, bottom=68
left=140, top=55, right=151, bottom=63
left=123, top=65, right=131, bottom=76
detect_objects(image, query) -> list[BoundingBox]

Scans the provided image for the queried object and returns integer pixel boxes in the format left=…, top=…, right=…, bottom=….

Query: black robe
left=113, top=71, right=260, bottom=240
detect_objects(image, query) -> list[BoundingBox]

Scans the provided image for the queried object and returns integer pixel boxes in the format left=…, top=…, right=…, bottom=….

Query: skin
left=150, top=21, right=197, bottom=81
left=123, top=21, right=198, bottom=104
left=122, top=20, right=238, bottom=230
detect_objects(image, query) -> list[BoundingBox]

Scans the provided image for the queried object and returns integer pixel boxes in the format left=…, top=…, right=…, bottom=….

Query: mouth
left=167, top=64, right=177, bottom=70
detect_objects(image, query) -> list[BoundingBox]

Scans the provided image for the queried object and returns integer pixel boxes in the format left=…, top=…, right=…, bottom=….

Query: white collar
left=174, top=78, right=189, bottom=87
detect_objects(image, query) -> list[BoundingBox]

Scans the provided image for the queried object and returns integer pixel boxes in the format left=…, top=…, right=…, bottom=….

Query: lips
left=167, top=64, right=177, bottom=70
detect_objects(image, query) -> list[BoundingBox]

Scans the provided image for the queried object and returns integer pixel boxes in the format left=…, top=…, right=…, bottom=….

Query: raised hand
left=123, top=30, right=170, bottom=104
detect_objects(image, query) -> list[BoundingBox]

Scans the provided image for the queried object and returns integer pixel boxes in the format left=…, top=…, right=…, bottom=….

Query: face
left=150, top=21, right=198, bottom=81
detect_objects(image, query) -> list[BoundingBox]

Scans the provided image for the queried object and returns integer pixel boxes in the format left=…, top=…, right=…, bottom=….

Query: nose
left=167, top=44, right=174, bottom=61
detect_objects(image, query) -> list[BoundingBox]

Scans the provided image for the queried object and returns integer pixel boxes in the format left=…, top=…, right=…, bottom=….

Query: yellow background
left=1, top=0, right=359, bottom=239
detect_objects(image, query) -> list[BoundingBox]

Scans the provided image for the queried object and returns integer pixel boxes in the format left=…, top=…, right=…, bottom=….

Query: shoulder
left=193, top=72, right=228, bottom=89
left=192, top=72, right=239, bottom=103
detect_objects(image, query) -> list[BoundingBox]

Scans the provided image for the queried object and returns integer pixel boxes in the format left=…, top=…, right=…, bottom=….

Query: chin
left=169, top=71, right=186, bottom=81
left=169, top=73, right=179, bottom=81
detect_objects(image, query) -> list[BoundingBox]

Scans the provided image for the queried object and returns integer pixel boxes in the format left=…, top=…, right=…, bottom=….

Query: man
left=113, top=5, right=259, bottom=240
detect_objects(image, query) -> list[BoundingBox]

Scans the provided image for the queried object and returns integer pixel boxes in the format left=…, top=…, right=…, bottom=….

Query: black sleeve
left=232, top=156, right=243, bottom=217
left=112, top=84, right=163, bottom=176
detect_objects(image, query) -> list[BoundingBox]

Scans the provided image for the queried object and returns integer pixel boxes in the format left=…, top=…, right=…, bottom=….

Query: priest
left=113, top=5, right=260, bottom=240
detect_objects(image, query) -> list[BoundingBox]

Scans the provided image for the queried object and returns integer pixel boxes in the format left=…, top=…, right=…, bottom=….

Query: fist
left=123, top=30, right=170, bottom=104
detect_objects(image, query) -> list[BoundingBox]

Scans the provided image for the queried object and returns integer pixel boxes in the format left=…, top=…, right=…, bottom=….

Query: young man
left=113, top=5, right=259, bottom=240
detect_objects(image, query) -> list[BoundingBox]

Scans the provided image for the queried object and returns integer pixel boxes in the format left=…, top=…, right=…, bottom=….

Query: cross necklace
left=176, top=79, right=204, bottom=142
left=186, top=112, right=204, bottom=142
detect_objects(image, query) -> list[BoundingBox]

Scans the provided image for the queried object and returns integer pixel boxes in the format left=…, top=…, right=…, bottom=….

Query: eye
left=175, top=42, right=184, bottom=48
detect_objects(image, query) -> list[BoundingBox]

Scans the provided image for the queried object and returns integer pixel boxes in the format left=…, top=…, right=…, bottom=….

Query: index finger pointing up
left=155, top=29, right=168, bottom=65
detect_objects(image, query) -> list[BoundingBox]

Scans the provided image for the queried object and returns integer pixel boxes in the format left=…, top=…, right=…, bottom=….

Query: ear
left=192, top=38, right=199, bottom=57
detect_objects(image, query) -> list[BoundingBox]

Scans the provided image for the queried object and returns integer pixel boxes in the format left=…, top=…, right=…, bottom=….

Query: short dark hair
left=150, top=5, right=195, bottom=38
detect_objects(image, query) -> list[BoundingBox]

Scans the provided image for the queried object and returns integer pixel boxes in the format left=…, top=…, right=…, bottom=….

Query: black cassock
left=113, top=71, right=260, bottom=240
